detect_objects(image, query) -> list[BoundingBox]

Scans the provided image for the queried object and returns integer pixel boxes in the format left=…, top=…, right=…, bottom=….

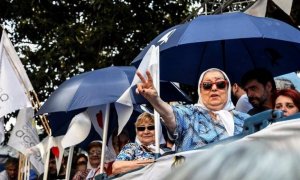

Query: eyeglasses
left=136, top=125, right=155, bottom=131
left=201, top=80, right=227, bottom=91
left=88, top=150, right=101, bottom=156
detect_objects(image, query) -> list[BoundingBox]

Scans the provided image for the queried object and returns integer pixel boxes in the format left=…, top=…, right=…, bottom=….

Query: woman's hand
left=136, top=70, right=158, bottom=101
left=136, top=69, right=176, bottom=133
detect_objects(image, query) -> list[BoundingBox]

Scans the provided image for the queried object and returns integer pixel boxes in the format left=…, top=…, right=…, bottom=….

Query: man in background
left=232, top=83, right=253, bottom=113
left=241, top=68, right=276, bottom=115
left=0, top=157, right=19, bottom=180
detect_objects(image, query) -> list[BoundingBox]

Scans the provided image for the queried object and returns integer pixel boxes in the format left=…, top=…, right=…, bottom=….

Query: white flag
left=0, top=117, right=4, bottom=143
left=245, top=0, right=268, bottom=17
left=1, top=30, right=34, bottom=91
left=0, top=31, right=32, bottom=118
left=61, top=111, right=91, bottom=148
left=87, top=105, right=107, bottom=138
left=8, top=107, right=43, bottom=174
left=273, top=0, right=293, bottom=15
left=51, top=136, right=65, bottom=176
left=245, top=0, right=293, bottom=17
left=115, top=45, right=160, bottom=134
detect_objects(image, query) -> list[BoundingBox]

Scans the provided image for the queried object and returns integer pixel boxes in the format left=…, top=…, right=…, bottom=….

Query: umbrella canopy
left=37, top=66, right=190, bottom=115
left=131, top=12, right=300, bottom=86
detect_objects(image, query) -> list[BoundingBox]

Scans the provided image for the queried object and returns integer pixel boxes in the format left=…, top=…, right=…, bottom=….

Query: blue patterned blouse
left=172, top=104, right=250, bottom=152
left=115, top=142, right=155, bottom=161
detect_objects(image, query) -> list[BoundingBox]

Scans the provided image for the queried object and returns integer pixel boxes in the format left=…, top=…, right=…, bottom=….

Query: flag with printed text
left=0, top=30, right=32, bottom=118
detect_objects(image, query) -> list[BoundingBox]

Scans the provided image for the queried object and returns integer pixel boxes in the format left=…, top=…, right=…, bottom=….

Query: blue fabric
left=132, top=12, right=300, bottom=86
left=115, top=143, right=155, bottom=161
left=172, top=104, right=250, bottom=152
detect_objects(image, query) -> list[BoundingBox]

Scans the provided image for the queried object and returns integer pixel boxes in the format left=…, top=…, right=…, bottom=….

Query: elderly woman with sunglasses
left=136, top=68, right=250, bottom=152
left=112, top=112, right=156, bottom=175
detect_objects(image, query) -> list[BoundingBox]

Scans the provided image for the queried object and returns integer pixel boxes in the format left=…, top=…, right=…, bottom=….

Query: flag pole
left=149, top=46, right=161, bottom=158
left=65, top=146, right=74, bottom=180
left=100, top=103, right=110, bottom=174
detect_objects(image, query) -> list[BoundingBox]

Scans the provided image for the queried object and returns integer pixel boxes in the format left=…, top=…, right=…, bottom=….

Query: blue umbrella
left=36, top=66, right=191, bottom=147
left=37, top=65, right=191, bottom=175
left=131, top=12, right=300, bottom=86
left=37, top=66, right=190, bottom=115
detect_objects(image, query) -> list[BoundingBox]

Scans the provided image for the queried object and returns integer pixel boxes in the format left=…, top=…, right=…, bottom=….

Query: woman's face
left=275, top=95, right=299, bottom=117
left=136, top=121, right=155, bottom=146
left=200, top=71, right=228, bottom=111
left=76, top=157, right=87, bottom=171
left=88, top=146, right=101, bottom=168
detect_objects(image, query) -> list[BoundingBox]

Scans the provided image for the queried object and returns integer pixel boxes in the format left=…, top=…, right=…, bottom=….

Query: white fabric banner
left=0, top=31, right=32, bottom=118
left=7, top=107, right=43, bottom=174
left=111, top=119, right=300, bottom=180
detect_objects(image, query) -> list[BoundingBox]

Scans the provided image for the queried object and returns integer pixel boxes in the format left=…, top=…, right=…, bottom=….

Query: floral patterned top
left=171, top=104, right=250, bottom=152
left=115, top=142, right=155, bottom=161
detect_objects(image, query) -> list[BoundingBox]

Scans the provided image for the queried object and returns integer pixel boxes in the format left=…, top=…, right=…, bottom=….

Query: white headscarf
left=196, top=68, right=235, bottom=136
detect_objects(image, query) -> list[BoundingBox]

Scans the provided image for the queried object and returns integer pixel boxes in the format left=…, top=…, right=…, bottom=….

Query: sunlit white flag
left=1, top=30, right=33, bottom=91
left=0, top=30, right=32, bottom=118
left=115, top=45, right=160, bottom=134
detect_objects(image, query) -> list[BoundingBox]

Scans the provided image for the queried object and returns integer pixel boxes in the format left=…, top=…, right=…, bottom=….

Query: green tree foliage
left=0, top=0, right=299, bottom=106
left=0, top=0, right=198, bottom=102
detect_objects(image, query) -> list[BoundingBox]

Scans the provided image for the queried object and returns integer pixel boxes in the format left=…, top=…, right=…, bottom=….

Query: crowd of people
left=1, top=68, right=299, bottom=179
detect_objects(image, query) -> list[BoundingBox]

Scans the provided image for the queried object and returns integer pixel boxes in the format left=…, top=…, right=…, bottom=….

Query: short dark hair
left=5, top=157, right=19, bottom=168
left=241, top=68, right=276, bottom=92
left=76, top=153, right=88, bottom=164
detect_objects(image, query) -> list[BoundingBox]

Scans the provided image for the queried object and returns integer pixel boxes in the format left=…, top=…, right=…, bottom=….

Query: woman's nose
left=211, top=84, right=217, bottom=91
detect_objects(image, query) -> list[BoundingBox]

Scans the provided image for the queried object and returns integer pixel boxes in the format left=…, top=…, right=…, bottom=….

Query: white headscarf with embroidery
left=196, top=68, right=235, bottom=136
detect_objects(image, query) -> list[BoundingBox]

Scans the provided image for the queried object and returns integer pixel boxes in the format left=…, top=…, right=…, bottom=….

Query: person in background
left=72, top=141, right=105, bottom=180
left=38, top=152, right=66, bottom=180
left=71, top=153, right=88, bottom=179
left=136, top=68, right=250, bottom=152
left=0, top=157, right=19, bottom=180
left=241, top=68, right=276, bottom=115
left=112, top=129, right=130, bottom=155
left=75, top=154, right=88, bottom=172
left=273, top=88, right=300, bottom=117
left=232, top=83, right=253, bottom=113
left=112, top=112, right=157, bottom=175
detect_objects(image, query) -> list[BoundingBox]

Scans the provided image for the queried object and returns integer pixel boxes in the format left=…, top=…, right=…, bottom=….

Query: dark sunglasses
left=201, top=80, right=227, bottom=91
left=136, top=125, right=155, bottom=131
